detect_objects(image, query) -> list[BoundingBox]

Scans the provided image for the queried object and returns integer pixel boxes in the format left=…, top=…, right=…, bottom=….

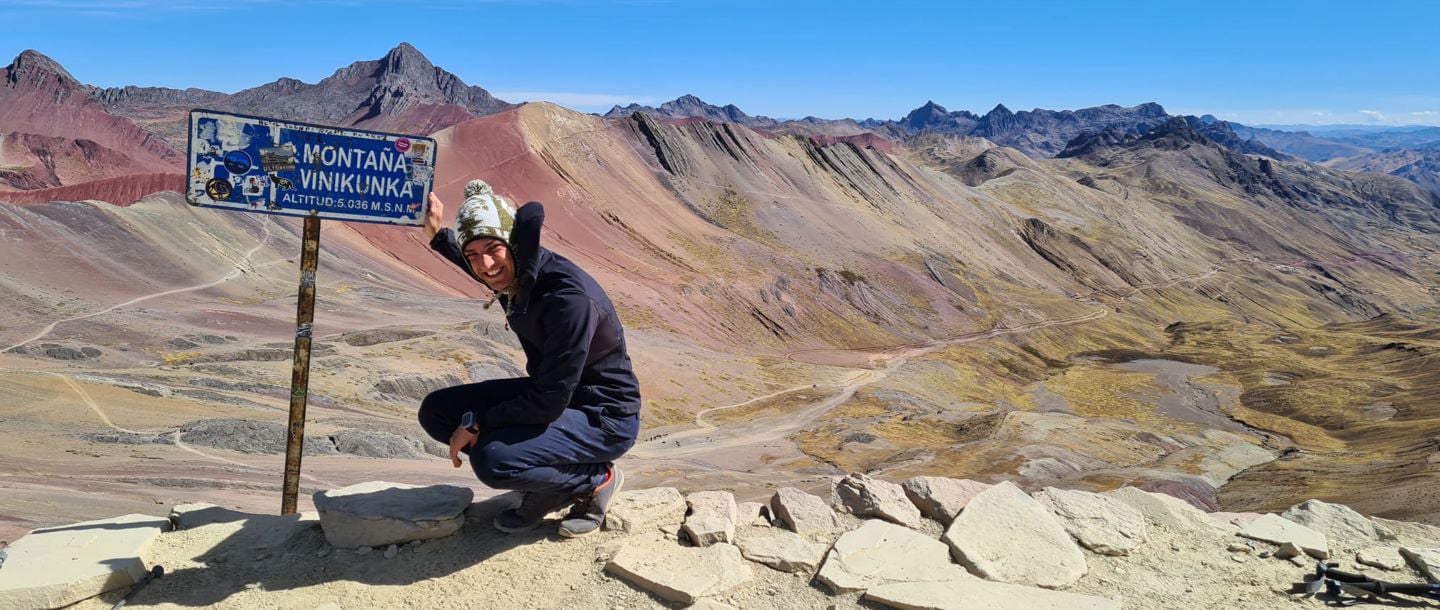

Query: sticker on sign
left=185, top=110, right=437, bottom=226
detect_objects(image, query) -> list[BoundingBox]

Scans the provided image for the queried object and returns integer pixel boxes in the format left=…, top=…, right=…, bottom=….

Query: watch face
left=460, top=411, right=474, bottom=430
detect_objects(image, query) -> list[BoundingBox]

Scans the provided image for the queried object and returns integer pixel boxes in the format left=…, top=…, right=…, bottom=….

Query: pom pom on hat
left=454, top=179, right=517, bottom=250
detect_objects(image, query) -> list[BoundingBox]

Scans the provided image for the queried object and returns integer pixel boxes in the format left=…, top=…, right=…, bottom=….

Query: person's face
left=463, top=238, right=515, bottom=292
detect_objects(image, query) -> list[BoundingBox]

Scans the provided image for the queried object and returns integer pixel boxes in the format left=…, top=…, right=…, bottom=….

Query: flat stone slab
left=1239, top=514, right=1329, bottom=559
left=818, top=520, right=966, bottom=594
left=902, top=477, right=992, bottom=525
left=0, top=513, right=169, bottom=610
left=313, top=481, right=471, bottom=548
left=735, top=529, right=828, bottom=574
left=1209, top=511, right=1263, bottom=530
left=945, top=481, right=1087, bottom=589
left=605, top=534, right=753, bottom=603
left=833, top=473, right=925, bottom=530
left=683, top=491, right=737, bottom=547
left=864, top=576, right=1121, bottom=610
left=1103, top=486, right=1223, bottom=535
left=606, top=487, right=687, bottom=533
left=771, top=487, right=840, bottom=539
left=1357, top=547, right=1405, bottom=571
left=1282, top=500, right=1395, bottom=547
left=1034, top=487, right=1148, bottom=556
left=1400, top=547, right=1440, bottom=582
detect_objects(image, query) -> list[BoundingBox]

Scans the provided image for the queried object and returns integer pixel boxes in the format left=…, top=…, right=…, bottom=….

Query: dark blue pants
left=417, top=377, right=639, bottom=495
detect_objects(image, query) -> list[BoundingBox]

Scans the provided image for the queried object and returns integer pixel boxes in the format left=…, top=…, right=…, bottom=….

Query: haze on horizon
left=1, top=0, right=1438, bottom=127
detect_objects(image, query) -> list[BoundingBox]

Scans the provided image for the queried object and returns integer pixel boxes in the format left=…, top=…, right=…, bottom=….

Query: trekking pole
left=111, top=565, right=164, bottom=610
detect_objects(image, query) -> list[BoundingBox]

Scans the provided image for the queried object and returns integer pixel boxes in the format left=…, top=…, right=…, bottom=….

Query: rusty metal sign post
left=184, top=110, right=437, bottom=514
left=281, top=216, right=321, bottom=514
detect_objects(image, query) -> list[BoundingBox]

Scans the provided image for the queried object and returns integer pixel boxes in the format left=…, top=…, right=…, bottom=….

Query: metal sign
left=185, top=110, right=436, bottom=226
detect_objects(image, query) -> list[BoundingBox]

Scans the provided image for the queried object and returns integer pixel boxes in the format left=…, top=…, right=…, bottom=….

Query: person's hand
left=449, top=425, right=477, bottom=468
left=424, top=192, right=446, bottom=242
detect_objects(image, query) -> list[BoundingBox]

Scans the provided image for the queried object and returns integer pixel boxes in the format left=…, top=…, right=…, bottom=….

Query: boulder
left=902, top=477, right=992, bottom=525
left=1400, top=547, right=1440, bottom=582
left=1103, top=486, right=1224, bottom=535
left=683, top=491, right=737, bottom=546
left=1281, top=500, right=1396, bottom=547
left=735, top=529, right=828, bottom=574
left=770, top=487, right=841, bottom=539
left=0, top=514, right=169, bottom=610
left=606, top=487, right=687, bottom=533
left=864, top=575, right=1122, bottom=610
left=312, top=481, right=472, bottom=548
left=818, top=520, right=966, bottom=593
left=1239, top=514, right=1330, bottom=559
left=605, top=534, right=752, bottom=603
left=944, top=481, right=1087, bottom=589
left=833, top=473, right=925, bottom=530
left=1033, top=487, right=1148, bottom=556
left=1357, top=547, right=1405, bottom=571
left=737, top=501, right=771, bottom=526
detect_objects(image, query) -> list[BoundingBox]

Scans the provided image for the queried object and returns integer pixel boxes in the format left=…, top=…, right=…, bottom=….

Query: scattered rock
left=329, top=430, right=430, bottom=460
left=372, top=373, right=466, bottom=403
left=356, top=546, right=373, bottom=555
left=1281, top=499, right=1396, bottom=546
left=178, top=419, right=338, bottom=455
left=1239, top=514, right=1329, bottom=559
left=735, top=529, right=828, bottom=574
left=1400, top=547, right=1440, bottom=581
left=770, top=487, right=841, bottom=539
left=945, top=482, right=1087, bottom=588
left=864, top=575, right=1121, bottom=610
left=606, top=487, right=687, bottom=533
left=313, top=481, right=472, bottom=548
left=832, top=473, right=925, bottom=530
left=340, top=328, right=435, bottom=347
left=605, top=534, right=752, bottom=604
left=1357, top=547, right=1405, bottom=571
left=683, top=491, right=737, bottom=547
left=384, top=544, right=398, bottom=559
left=817, top=520, right=965, bottom=593
left=901, top=476, right=992, bottom=525
left=1227, top=542, right=1252, bottom=553
left=0, top=514, right=169, bottom=610
left=1034, top=487, right=1148, bottom=556
left=1103, top=486, right=1223, bottom=534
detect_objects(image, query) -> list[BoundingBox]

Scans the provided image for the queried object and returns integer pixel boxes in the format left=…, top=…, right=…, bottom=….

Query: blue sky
left=2, top=0, right=1438, bottom=126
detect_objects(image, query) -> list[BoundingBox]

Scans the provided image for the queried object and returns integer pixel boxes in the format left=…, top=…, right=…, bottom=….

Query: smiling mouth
left=483, top=269, right=503, bottom=279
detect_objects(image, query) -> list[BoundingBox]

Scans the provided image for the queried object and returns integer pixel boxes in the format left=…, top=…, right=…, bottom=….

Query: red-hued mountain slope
left=0, top=50, right=179, bottom=190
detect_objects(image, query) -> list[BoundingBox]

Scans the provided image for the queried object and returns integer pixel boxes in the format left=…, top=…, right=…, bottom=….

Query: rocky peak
left=975, top=103, right=1019, bottom=135
left=375, top=42, right=438, bottom=88
left=5, top=49, right=80, bottom=88
left=902, top=101, right=949, bottom=128
left=606, top=95, right=777, bottom=127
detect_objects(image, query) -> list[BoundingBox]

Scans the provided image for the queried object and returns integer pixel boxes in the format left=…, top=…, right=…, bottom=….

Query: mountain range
left=2, top=43, right=1440, bottom=535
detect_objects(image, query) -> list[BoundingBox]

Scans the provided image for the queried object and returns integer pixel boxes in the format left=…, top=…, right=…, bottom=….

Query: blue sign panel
left=185, top=110, right=437, bottom=226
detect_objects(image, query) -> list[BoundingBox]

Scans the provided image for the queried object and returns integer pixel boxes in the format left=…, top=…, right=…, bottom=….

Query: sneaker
left=559, top=465, right=624, bottom=538
left=493, top=491, right=572, bottom=534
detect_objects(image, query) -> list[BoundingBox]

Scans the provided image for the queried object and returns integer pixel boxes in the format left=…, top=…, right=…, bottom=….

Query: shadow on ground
left=95, top=493, right=543, bottom=607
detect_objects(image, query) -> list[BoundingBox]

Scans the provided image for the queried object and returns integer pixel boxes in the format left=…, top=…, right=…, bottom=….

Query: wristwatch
left=460, top=410, right=480, bottom=433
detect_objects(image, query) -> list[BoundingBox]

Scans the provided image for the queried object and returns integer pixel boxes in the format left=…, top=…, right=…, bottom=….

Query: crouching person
left=417, top=179, right=641, bottom=537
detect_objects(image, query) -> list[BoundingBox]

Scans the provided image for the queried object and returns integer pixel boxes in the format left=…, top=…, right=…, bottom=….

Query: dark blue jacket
left=430, top=202, right=641, bottom=428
